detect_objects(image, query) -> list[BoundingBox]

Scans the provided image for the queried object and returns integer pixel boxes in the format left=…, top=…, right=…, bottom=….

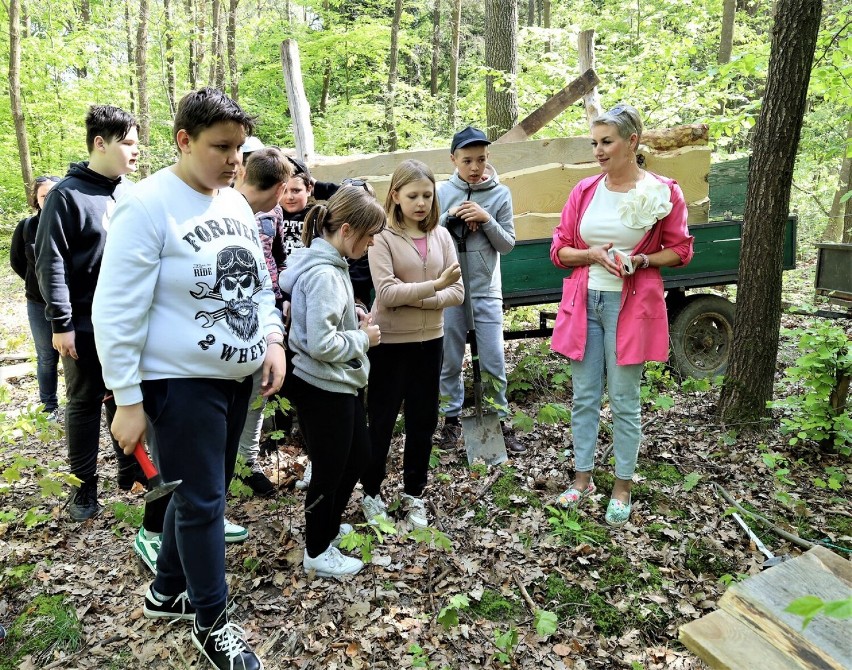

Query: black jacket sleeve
left=9, top=218, right=28, bottom=280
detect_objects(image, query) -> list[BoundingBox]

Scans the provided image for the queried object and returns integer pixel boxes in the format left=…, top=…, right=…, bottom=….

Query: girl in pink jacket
left=550, top=104, right=693, bottom=526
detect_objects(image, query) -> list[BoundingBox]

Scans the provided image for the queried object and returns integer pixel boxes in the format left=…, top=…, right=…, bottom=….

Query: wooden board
left=680, top=610, right=808, bottom=670
left=708, top=156, right=749, bottom=219
left=718, top=547, right=852, bottom=670
left=309, top=136, right=597, bottom=183
left=0, top=361, right=34, bottom=383
left=502, top=147, right=711, bottom=217
left=680, top=546, right=852, bottom=670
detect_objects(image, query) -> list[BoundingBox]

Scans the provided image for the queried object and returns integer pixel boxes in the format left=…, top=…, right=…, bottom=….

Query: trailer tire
left=669, top=295, right=736, bottom=379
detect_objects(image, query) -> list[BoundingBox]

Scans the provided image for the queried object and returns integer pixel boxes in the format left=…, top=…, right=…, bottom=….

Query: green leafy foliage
left=682, top=472, right=703, bottom=492
left=534, top=609, right=558, bottom=638
left=437, top=593, right=470, bottom=630
left=0, top=594, right=82, bottom=670
left=768, top=322, right=852, bottom=454
left=785, top=595, right=852, bottom=629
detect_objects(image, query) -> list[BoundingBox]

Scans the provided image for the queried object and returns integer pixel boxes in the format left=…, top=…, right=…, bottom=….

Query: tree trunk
left=485, top=0, right=519, bottom=140
left=136, top=0, right=150, bottom=178
left=718, top=0, right=736, bottom=64
left=385, top=0, right=403, bottom=152
left=125, top=2, right=136, bottom=113
left=210, top=0, right=225, bottom=89
left=822, top=117, right=852, bottom=242
left=164, top=0, right=177, bottom=115
left=718, top=0, right=823, bottom=424
left=8, top=0, right=33, bottom=197
left=542, top=0, right=551, bottom=51
left=74, top=0, right=90, bottom=78
left=448, top=0, right=461, bottom=130
left=578, top=29, right=602, bottom=125
left=227, top=0, right=239, bottom=100
left=527, top=0, right=534, bottom=27
left=430, top=0, right=440, bottom=97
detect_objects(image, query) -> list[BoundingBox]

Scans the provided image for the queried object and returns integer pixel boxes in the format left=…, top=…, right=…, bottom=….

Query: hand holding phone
left=608, top=248, right=634, bottom=276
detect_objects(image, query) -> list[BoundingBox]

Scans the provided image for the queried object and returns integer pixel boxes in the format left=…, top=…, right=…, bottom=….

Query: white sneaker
left=224, top=517, right=248, bottom=543
left=362, top=494, right=389, bottom=526
left=303, top=545, right=363, bottom=577
left=295, top=460, right=312, bottom=490
left=401, top=494, right=428, bottom=529
left=134, top=527, right=161, bottom=574
left=332, top=523, right=354, bottom=548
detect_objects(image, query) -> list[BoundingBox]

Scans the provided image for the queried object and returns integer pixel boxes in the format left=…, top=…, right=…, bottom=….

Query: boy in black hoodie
left=35, top=105, right=140, bottom=521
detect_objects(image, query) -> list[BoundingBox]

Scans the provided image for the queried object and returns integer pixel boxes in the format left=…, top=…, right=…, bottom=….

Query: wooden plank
left=0, top=361, right=34, bottom=383
left=578, top=30, right=602, bottom=125
left=502, top=147, right=711, bottom=217
left=718, top=547, right=852, bottom=670
left=309, top=136, right=595, bottom=184
left=680, top=609, right=807, bottom=670
left=494, top=69, right=600, bottom=144
left=280, top=39, right=315, bottom=163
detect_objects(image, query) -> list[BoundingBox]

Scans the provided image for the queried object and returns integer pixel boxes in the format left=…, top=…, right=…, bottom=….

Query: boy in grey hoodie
left=437, top=126, right=526, bottom=454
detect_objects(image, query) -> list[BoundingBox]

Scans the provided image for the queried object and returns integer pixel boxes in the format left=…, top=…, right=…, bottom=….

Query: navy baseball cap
left=451, top=126, right=491, bottom=153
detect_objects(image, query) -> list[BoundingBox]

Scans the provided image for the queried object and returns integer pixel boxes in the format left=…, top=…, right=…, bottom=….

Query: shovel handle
left=132, top=443, right=159, bottom=481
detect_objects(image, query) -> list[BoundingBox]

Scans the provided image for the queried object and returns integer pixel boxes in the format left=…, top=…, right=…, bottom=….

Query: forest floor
left=0, top=257, right=849, bottom=670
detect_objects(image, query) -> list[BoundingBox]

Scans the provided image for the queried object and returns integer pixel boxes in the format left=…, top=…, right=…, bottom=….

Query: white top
left=579, top=175, right=653, bottom=291
left=92, top=168, right=282, bottom=406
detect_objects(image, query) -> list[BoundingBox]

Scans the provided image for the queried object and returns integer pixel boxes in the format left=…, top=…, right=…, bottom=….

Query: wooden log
left=680, top=609, right=807, bottom=670
left=641, top=124, right=709, bottom=150
left=494, top=69, right=600, bottom=144
left=717, top=546, right=852, bottom=670
left=280, top=39, right=315, bottom=163
left=0, top=362, right=34, bottom=383
left=577, top=30, right=602, bottom=125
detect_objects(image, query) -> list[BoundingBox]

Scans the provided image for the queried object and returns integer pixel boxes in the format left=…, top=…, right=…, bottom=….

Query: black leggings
left=362, top=338, right=443, bottom=499
left=291, top=375, right=370, bottom=558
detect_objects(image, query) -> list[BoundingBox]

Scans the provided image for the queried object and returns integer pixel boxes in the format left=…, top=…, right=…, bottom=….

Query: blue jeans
left=571, top=290, right=643, bottom=480
left=440, top=297, right=508, bottom=419
left=26, top=300, right=59, bottom=412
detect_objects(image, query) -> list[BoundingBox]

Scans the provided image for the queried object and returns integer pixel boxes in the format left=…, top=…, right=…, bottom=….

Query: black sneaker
left=243, top=469, right=275, bottom=498
left=192, top=617, right=263, bottom=670
left=438, top=420, right=462, bottom=448
left=501, top=423, right=527, bottom=454
left=69, top=477, right=102, bottom=521
left=143, top=586, right=195, bottom=621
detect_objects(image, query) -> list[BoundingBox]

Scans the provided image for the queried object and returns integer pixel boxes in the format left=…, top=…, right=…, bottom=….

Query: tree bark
left=125, top=2, right=136, bottom=114
left=578, top=30, right=602, bottom=125
left=384, top=0, right=403, bottom=152
left=210, top=0, right=225, bottom=89
left=227, top=0, right=239, bottom=100
left=527, top=0, right=534, bottom=27
left=164, top=0, right=177, bottom=115
left=485, top=0, right=518, bottom=140
left=448, top=0, right=461, bottom=130
left=74, top=0, right=90, bottom=78
left=136, top=0, right=150, bottom=178
left=542, top=0, right=551, bottom=51
left=718, top=0, right=736, bottom=64
left=823, top=117, right=852, bottom=242
left=430, top=0, right=440, bottom=97
left=8, top=0, right=33, bottom=198
left=718, top=0, right=823, bottom=424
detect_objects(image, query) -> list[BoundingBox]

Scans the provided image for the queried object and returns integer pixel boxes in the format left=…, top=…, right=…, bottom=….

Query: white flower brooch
left=616, top=179, right=673, bottom=231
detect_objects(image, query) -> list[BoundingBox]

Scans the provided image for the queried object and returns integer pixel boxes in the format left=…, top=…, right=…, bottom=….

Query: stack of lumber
left=680, top=546, right=852, bottom=669
left=309, top=127, right=711, bottom=243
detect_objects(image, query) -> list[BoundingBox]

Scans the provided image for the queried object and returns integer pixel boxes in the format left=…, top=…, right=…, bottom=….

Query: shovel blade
left=461, top=412, right=507, bottom=466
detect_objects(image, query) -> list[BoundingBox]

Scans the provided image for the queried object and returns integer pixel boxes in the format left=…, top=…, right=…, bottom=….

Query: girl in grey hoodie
left=279, top=187, right=385, bottom=578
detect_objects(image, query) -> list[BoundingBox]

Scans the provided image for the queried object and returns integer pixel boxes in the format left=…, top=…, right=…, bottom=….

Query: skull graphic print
left=191, top=245, right=261, bottom=341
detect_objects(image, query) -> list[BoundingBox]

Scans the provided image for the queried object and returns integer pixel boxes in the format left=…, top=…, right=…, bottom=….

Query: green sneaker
left=224, top=517, right=248, bottom=543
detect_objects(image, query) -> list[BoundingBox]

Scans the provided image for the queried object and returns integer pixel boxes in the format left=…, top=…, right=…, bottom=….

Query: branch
left=512, top=573, right=538, bottom=615
left=712, top=482, right=815, bottom=550
left=813, top=19, right=852, bottom=67
left=791, top=180, right=831, bottom=218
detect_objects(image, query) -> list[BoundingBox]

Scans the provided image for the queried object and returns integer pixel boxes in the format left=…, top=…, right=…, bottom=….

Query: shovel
left=732, top=512, right=791, bottom=568
left=448, top=219, right=507, bottom=467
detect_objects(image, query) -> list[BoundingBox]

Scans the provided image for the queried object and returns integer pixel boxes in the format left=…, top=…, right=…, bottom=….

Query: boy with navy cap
left=437, top=126, right=525, bottom=454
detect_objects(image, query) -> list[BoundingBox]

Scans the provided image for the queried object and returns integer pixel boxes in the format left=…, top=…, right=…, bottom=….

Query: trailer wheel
left=670, top=295, right=736, bottom=379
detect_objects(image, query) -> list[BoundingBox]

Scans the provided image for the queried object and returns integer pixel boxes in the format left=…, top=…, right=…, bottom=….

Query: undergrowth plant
left=769, top=321, right=852, bottom=454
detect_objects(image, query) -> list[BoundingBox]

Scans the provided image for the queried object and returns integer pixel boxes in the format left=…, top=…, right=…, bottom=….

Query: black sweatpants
left=362, top=338, right=443, bottom=500
left=291, top=374, right=370, bottom=558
